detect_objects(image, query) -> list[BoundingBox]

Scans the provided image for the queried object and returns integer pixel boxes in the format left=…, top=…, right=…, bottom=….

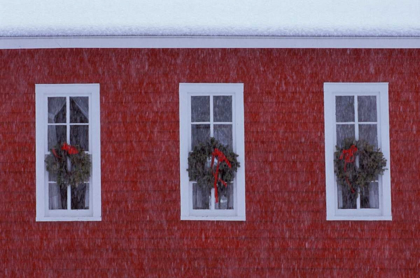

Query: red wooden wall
left=1, top=48, right=420, bottom=277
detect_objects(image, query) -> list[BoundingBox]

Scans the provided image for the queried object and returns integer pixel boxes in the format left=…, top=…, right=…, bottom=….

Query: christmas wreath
left=187, top=138, right=240, bottom=203
left=334, top=139, right=386, bottom=195
left=45, top=143, right=91, bottom=189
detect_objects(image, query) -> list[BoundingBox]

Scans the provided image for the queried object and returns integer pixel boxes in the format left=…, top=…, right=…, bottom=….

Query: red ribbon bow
left=210, top=148, right=232, bottom=203
left=62, top=143, right=79, bottom=155
left=339, top=144, right=357, bottom=171
left=339, top=144, right=358, bottom=193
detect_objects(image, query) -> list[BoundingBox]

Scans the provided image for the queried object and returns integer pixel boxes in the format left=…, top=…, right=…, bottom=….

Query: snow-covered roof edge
left=1, top=0, right=420, bottom=39
left=1, top=36, right=420, bottom=49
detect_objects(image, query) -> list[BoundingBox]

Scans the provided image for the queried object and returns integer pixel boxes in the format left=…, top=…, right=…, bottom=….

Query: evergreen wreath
left=45, top=143, right=91, bottom=189
left=334, top=139, right=386, bottom=195
left=187, top=138, right=239, bottom=202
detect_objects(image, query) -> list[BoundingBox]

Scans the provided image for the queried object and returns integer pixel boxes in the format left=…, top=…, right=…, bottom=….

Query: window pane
left=358, top=96, right=377, bottom=122
left=361, top=182, right=379, bottom=208
left=191, top=124, right=210, bottom=148
left=49, top=183, right=67, bottom=210
left=193, top=183, right=210, bottom=209
left=214, top=124, right=233, bottom=150
left=70, top=97, right=89, bottom=123
left=48, top=171, right=57, bottom=182
left=337, top=183, right=357, bottom=209
left=336, top=96, right=354, bottom=122
left=70, top=125, right=89, bottom=151
left=359, top=124, right=378, bottom=148
left=71, top=183, right=89, bottom=210
left=336, top=124, right=355, bottom=147
left=215, top=183, right=234, bottom=210
left=214, top=96, right=232, bottom=122
left=191, top=96, right=210, bottom=122
left=48, top=125, right=66, bottom=150
left=48, top=97, right=66, bottom=123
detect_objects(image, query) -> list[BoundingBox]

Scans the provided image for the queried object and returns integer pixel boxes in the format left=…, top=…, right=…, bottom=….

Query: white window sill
left=181, top=215, right=246, bottom=221
left=36, top=216, right=102, bottom=222
left=327, top=215, right=392, bottom=221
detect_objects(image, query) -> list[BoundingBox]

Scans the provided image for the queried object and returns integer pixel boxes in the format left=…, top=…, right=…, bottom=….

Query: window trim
left=35, top=84, right=101, bottom=222
left=179, top=83, right=246, bottom=221
left=324, top=82, right=392, bottom=221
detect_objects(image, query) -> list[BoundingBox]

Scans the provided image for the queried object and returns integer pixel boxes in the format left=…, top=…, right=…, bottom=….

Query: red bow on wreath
left=52, top=143, right=79, bottom=159
left=339, top=144, right=358, bottom=193
left=211, top=148, right=232, bottom=203
left=62, top=143, right=79, bottom=155
left=339, top=144, right=357, bottom=171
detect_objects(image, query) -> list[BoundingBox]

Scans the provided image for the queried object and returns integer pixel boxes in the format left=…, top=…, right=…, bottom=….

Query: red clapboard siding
left=1, top=48, right=420, bottom=277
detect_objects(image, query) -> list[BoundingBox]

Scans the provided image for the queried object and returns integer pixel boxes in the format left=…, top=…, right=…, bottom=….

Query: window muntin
left=324, top=83, right=391, bottom=221
left=36, top=84, right=101, bottom=221
left=179, top=83, right=245, bottom=221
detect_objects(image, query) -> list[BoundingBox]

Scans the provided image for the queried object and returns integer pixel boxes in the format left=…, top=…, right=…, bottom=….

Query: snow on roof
left=1, top=0, right=420, bottom=37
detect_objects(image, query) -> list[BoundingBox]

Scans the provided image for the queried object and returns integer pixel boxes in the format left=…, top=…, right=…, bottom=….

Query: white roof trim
left=1, top=36, right=420, bottom=49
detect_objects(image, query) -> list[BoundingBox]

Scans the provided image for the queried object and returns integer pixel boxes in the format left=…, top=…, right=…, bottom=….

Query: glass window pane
left=48, top=171, right=57, bottom=182
left=193, top=183, right=210, bottom=209
left=359, top=124, right=378, bottom=148
left=48, top=97, right=66, bottom=123
left=49, top=183, right=67, bottom=210
left=215, top=183, right=234, bottom=210
left=191, top=96, right=210, bottom=122
left=358, top=96, right=377, bottom=122
left=336, top=124, right=355, bottom=148
left=70, top=97, right=89, bottom=123
left=337, top=183, right=357, bottom=209
left=70, top=125, right=89, bottom=151
left=71, top=183, right=89, bottom=210
left=214, top=124, right=233, bottom=150
left=214, top=96, right=232, bottom=122
left=191, top=124, right=210, bottom=148
left=336, top=96, right=355, bottom=122
left=48, top=125, right=66, bottom=150
left=361, top=182, right=379, bottom=209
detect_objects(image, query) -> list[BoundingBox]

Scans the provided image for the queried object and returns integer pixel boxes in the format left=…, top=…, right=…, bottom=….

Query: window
left=324, top=83, right=391, bottom=221
left=35, top=84, right=101, bottom=221
left=179, top=83, right=245, bottom=221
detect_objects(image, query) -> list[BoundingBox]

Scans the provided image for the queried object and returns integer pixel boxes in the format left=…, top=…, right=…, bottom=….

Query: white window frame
left=35, top=84, right=101, bottom=221
left=179, top=83, right=246, bottom=221
left=324, top=83, right=392, bottom=221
